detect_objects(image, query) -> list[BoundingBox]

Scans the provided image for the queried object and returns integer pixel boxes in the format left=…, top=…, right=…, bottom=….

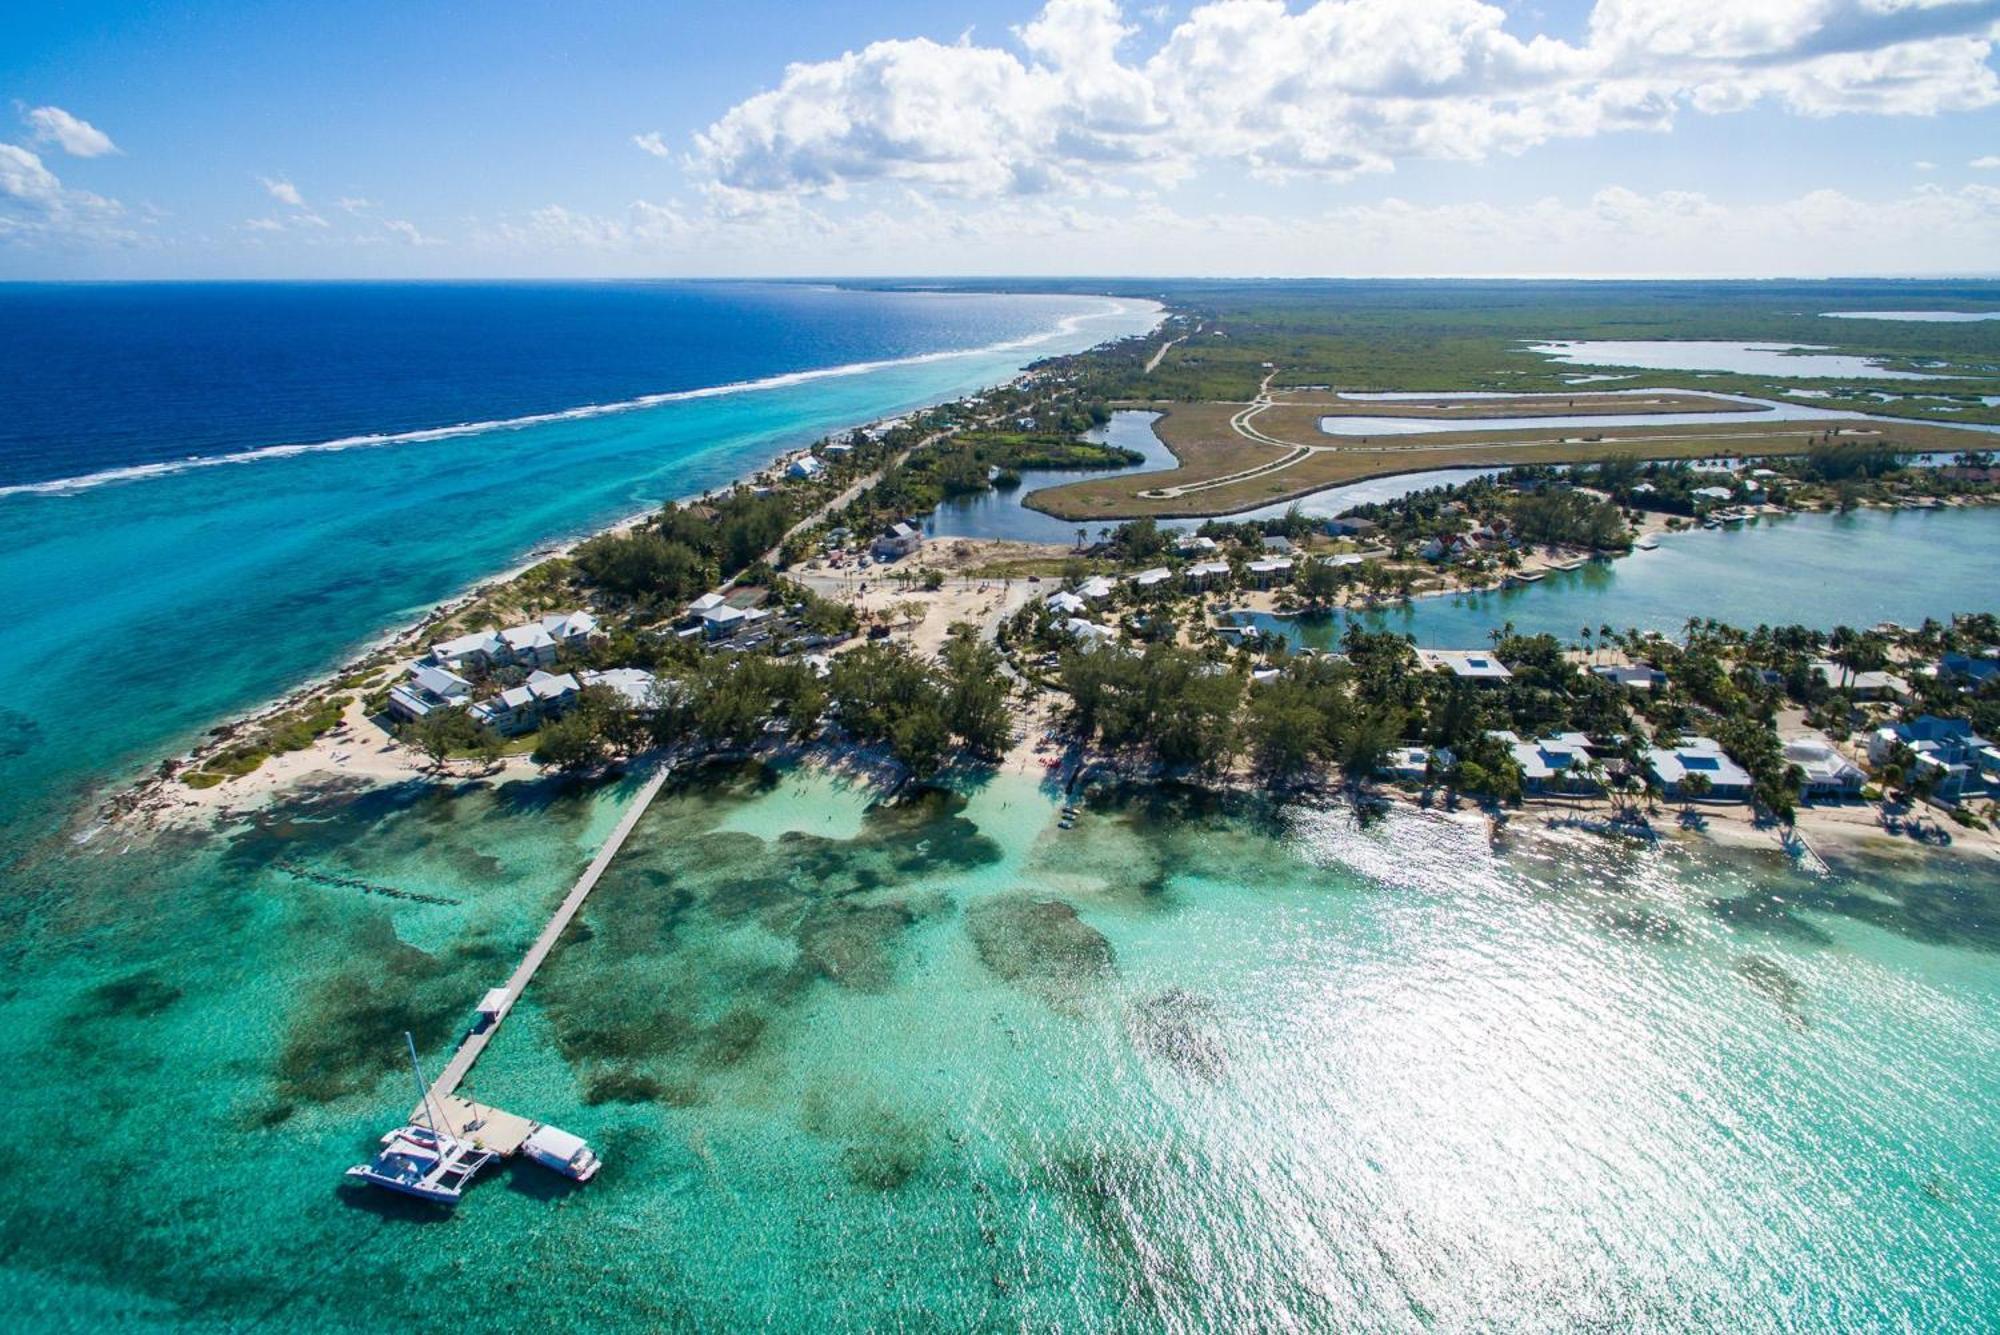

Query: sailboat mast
left=405, top=1031, right=451, bottom=1137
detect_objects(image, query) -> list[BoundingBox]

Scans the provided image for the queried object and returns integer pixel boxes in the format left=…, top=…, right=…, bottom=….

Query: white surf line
left=1, top=296, right=1161, bottom=500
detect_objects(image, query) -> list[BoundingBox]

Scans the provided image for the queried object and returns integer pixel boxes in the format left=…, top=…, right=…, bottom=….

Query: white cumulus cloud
left=691, top=0, right=2000, bottom=199
left=0, top=141, right=126, bottom=241
left=1974, top=154, right=2000, bottom=166
left=632, top=131, right=672, bottom=158
left=23, top=105, right=118, bottom=157
left=260, top=176, right=306, bottom=208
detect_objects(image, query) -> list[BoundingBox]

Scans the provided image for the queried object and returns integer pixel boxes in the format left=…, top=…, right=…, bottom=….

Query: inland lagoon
left=4, top=762, right=1999, bottom=1328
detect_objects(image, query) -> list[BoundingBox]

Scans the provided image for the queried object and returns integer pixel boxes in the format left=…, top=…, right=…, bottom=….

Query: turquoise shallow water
left=0, top=290, right=1158, bottom=851
left=1248, top=505, right=2000, bottom=649
left=6, top=762, right=1998, bottom=1329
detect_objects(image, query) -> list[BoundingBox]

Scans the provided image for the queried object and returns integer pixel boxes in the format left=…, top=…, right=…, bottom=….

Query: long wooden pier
left=416, top=763, right=671, bottom=1131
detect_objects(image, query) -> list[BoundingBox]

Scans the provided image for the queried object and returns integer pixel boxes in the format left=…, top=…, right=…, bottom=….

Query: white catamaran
left=344, top=1033, right=497, bottom=1205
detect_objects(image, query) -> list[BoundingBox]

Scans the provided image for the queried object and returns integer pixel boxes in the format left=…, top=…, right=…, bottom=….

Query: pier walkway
left=417, top=763, right=670, bottom=1125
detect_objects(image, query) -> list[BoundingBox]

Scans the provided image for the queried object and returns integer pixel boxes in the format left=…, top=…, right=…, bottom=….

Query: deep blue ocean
left=0, top=282, right=1158, bottom=842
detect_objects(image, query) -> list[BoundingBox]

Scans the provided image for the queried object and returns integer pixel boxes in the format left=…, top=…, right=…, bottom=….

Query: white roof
left=788, top=455, right=824, bottom=476
left=1131, top=567, right=1173, bottom=587
left=1046, top=591, right=1086, bottom=614
left=1693, top=486, right=1734, bottom=500
left=701, top=604, right=747, bottom=624
left=522, top=1124, right=588, bottom=1162
left=1418, top=649, right=1512, bottom=681
left=1186, top=560, right=1231, bottom=578
left=527, top=670, right=580, bottom=700
left=1246, top=557, right=1293, bottom=574
left=541, top=610, right=598, bottom=638
left=1064, top=617, right=1116, bottom=646
left=432, top=630, right=501, bottom=661
left=580, top=668, right=658, bottom=708
left=688, top=592, right=727, bottom=613
left=1076, top=576, right=1115, bottom=600
left=500, top=623, right=556, bottom=653
left=477, top=987, right=510, bottom=1015
left=409, top=665, right=471, bottom=698
left=1782, top=733, right=1863, bottom=783
left=1647, top=736, right=1752, bottom=790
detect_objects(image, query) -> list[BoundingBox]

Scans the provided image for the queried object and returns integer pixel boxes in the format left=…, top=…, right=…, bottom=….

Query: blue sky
left=5, top=0, right=2000, bottom=278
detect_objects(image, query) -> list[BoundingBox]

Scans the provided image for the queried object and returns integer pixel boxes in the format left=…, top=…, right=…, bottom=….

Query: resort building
left=787, top=454, right=825, bottom=481
left=389, top=664, right=473, bottom=722
left=1175, top=534, right=1220, bottom=555
left=1129, top=567, right=1174, bottom=591
left=686, top=591, right=728, bottom=618
left=1324, top=516, right=1378, bottom=538
left=700, top=604, right=748, bottom=639
left=1490, top=730, right=1600, bottom=793
left=470, top=685, right=538, bottom=735
left=1645, top=737, right=1753, bottom=800
left=525, top=669, right=581, bottom=713
left=1184, top=560, right=1231, bottom=589
left=1417, top=649, right=1513, bottom=683
left=429, top=611, right=597, bottom=671
left=1245, top=557, right=1293, bottom=588
left=1261, top=535, right=1295, bottom=554
left=1781, top=732, right=1867, bottom=799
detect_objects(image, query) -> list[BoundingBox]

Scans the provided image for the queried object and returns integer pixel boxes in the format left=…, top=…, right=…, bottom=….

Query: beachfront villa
left=1175, top=534, right=1220, bottom=555
left=1417, top=649, right=1514, bottom=683
left=580, top=667, right=661, bottom=710
left=1490, top=730, right=1600, bottom=794
left=787, top=454, right=825, bottom=481
left=1812, top=660, right=1912, bottom=702
left=1324, top=516, right=1378, bottom=538
left=1782, top=732, right=1868, bottom=799
left=429, top=611, right=599, bottom=671
left=1867, top=715, right=1998, bottom=802
left=1130, top=567, right=1174, bottom=591
left=1381, top=744, right=1454, bottom=782
left=1939, top=651, right=2000, bottom=687
left=1592, top=663, right=1667, bottom=691
left=388, top=664, right=473, bottom=722
left=1646, top=737, right=1754, bottom=800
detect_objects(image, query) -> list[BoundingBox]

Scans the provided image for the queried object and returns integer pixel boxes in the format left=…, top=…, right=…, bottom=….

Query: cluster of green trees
left=1059, top=643, right=1243, bottom=775
left=1508, top=488, right=1629, bottom=549
left=574, top=491, right=794, bottom=609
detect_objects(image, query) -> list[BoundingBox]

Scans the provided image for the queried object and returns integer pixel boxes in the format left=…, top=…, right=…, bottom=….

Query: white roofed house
left=1063, top=618, right=1119, bottom=650
left=1129, top=567, right=1174, bottom=592
left=1075, top=575, right=1115, bottom=604
left=1490, top=730, right=1600, bottom=794
left=872, top=521, right=925, bottom=561
left=787, top=453, right=825, bottom=481
left=1646, top=736, right=1753, bottom=800
left=525, top=669, right=582, bottom=715
left=471, top=684, right=538, bottom=736
left=389, top=664, right=473, bottom=722
left=700, top=603, right=748, bottom=640
left=1592, top=663, right=1667, bottom=691
left=1811, top=660, right=1910, bottom=702
left=498, top=622, right=558, bottom=668
left=429, top=629, right=504, bottom=671
left=1782, top=732, right=1866, bottom=799
left=540, top=610, right=598, bottom=651
left=1416, top=649, right=1513, bottom=684
left=1045, top=590, right=1087, bottom=616
left=579, top=667, right=662, bottom=711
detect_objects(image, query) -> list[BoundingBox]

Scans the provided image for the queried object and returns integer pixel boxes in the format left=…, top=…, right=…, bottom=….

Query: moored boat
left=522, top=1124, right=602, bottom=1182
left=346, top=1123, right=498, bottom=1205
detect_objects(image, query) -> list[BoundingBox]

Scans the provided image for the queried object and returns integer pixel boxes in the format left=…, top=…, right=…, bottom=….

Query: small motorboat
left=522, top=1124, right=602, bottom=1182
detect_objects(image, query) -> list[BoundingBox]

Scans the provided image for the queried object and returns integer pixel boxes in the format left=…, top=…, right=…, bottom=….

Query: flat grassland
left=1027, top=393, right=1984, bottom=520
